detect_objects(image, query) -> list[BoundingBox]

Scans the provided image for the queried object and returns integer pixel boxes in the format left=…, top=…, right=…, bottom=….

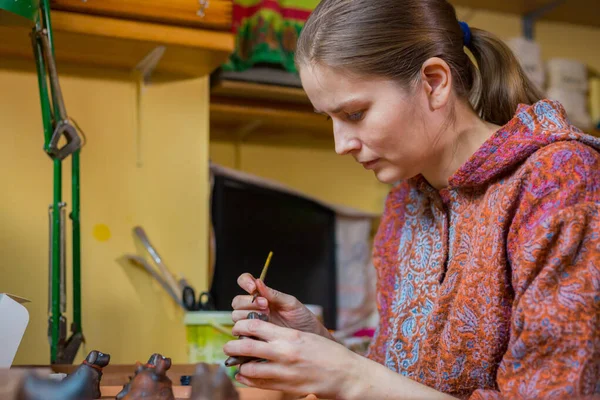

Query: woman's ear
left=420, top=57, right=452, bottom=111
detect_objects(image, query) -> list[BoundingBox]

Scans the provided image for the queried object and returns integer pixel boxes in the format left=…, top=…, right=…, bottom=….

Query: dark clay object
left=190, top=363, right=239, bottom=400
left=116, top=353, right=175, bottom=400
left=116, top=353, right=161, bottom=399
left=180, top=375, right=192, bottom=386
left=224, top=312, right=268, bottom=367
left=16, top=350, right=110, bottom=400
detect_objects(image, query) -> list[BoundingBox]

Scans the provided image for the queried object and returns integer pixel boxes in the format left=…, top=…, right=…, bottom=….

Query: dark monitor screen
left=209, top=173, right=338, bottom=329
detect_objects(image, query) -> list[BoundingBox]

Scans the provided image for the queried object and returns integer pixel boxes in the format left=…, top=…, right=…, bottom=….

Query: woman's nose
left=333, top=126, right=361, bottom=155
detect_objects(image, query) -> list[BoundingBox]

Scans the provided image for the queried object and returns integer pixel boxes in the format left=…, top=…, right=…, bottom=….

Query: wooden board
left=211, top=80, right=312, bottom=106
left=51, top=0, right=232, bottom=30
left=1, top=367, right=314, bottom=400
left=48, top=363, right=200, bottom=387
left=100, top=385, right=192, bottom=399
left=208, top=78, right=334, bottom=146
left=0, top=10, right=234, bottom=81
left=100, top=386, right=303, bottom=399
left=210, top=96, right=333, bottom=144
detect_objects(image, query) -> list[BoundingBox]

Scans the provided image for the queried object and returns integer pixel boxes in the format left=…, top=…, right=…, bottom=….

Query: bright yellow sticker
left=93, top=224, right=111, bottom=242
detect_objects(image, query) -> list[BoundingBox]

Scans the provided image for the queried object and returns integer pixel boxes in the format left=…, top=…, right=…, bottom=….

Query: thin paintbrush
left=223, top=252, right=274, bottom=368
left=252, top=251, right=273, bottom=303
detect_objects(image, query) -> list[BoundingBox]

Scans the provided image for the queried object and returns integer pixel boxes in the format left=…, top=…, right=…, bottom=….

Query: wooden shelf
left=210, top=80, right=334, bottom=146
left=210, top=99, right=331, bottom=137
left=211, top=80, right=311, bottom=105
left=50, top=0, right=233, bottom=31
left=100, top=386, right=298, bottom=400
left=1, top=365, right=304, bottom=400
left=450, top=0, right=600, bottom=29
left=0, top=10, right=235, bottom=81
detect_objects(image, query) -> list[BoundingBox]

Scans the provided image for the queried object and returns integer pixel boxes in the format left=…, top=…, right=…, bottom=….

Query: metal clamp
left=37, top=27, right=82, bottom=160
left=197, top=0, right=209, bottom=18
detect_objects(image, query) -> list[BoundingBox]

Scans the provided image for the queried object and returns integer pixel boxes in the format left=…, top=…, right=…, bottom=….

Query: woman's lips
left=361, top=159, right=379, bottom=170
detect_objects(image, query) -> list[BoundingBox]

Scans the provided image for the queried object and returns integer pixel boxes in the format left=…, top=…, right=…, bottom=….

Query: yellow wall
left=209, top=8, right=600, bottom=215
left=0, top=68, right=210, bottom=365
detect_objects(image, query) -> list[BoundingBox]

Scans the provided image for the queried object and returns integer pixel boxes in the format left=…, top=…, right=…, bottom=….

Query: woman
left=223, top=0, right=600, bottom=398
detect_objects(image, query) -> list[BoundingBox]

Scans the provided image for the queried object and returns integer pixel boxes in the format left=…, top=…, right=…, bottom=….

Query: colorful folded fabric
left=222, top=0, right=319, bottom=73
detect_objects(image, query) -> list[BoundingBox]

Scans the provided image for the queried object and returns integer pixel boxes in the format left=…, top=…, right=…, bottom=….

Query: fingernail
left=257, top=298, right=267, bottom=308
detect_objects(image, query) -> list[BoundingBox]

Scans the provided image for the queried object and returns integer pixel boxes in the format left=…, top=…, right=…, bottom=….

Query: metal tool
left=58, top=202, right=67, bottom=349
left=133, top=226, right=182, bottom=301
left=178, top=276, right=192, bottom=292
left=125, top=227, right=211, bottom=312
left=122, top=254, right=185, bottom=309
left=37, top=28, right=82, bottom=160
left=251, top=251, right=273, bottom=303
left=182, top=286, right=215, bottom=311
left=47, top=205, right=53, bottom=345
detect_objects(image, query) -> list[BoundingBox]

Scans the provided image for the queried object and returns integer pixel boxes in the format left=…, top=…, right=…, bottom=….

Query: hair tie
left=459, top=21, right=472, bottom=48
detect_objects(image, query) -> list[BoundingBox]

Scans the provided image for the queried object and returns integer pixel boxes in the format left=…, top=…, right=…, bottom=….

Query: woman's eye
left=347, top=111, right=364, bottom=122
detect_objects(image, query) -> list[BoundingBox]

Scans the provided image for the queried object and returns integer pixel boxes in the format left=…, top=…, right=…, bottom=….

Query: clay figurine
left=190, top=363, right=239, bottom=400
left=116, top=353, right=161, bottom=399
left=16, top=350, right=110, bottom=400
left=224, top=311, right=269, bottom=367
left=115, top=353, right=175, bottom=400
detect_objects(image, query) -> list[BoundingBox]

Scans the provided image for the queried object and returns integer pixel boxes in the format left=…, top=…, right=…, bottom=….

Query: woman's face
left=300, top=63, right=439, bottom=184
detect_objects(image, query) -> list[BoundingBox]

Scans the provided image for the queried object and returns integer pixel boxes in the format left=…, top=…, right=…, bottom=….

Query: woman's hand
left=224, top=319, right=458, bottom=400
left=223, top=318, right=362, bottom=399
left=231, top=273, right=333, bottom=340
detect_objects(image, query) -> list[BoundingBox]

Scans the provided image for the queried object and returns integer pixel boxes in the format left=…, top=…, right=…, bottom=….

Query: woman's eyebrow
left=314, top=99, right=363, bottom=114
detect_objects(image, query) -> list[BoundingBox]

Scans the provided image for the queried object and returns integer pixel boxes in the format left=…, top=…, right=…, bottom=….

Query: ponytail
left=467, top=28, right=544, bottom=126
left=296, top=0, right=543, bottom=127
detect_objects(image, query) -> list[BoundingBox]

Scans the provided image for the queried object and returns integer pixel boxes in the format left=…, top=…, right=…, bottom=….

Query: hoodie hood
left=446, top=99, right=600, bottom=189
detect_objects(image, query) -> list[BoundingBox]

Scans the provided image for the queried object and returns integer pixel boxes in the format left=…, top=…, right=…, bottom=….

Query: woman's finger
left=231, top=294, right=268, bottom=311
left=234, top=374, right=268, bottom=390
left=232, top=309, right=270, bottom=323
left=238, top=361, right=295, bottom=381
left=255, top=279, right=299, bottom=309
left=234, top=374, right=306, bottom=397
left=232, top=319, right=292, bottom=342
left=223, top=338, right=277, bottom=361
left=237, top=273, right=257, bottom=294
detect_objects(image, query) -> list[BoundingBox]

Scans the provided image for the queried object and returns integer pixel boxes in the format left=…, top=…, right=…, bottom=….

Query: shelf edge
left=50, top=11, right=235, bottom=52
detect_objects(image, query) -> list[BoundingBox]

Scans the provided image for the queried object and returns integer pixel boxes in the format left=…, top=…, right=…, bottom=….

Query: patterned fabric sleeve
left=366, top=182, right=410, bottom=364
left=470, top=142, right=600, bottom=399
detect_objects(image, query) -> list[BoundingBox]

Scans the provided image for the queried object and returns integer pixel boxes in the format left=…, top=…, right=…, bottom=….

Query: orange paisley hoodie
left=367, top=100, right=600, bottom=399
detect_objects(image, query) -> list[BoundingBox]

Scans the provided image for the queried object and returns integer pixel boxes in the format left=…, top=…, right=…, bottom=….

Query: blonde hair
left=295, top=0, right=543, bottom=126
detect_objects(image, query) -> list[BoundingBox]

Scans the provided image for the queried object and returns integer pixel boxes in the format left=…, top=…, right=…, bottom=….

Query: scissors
left=182, top=286, right=215, bottom=311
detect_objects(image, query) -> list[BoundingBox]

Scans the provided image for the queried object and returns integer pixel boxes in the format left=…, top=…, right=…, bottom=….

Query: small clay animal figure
left=16, top=350, right=110, bottom=400
left=190, top=363, right=239, bottom=400
left=224, top=311, right=269, bottom=367
left=116, top=353, right=161, bottom=399
left=116, top=353, right=175, bottom=400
